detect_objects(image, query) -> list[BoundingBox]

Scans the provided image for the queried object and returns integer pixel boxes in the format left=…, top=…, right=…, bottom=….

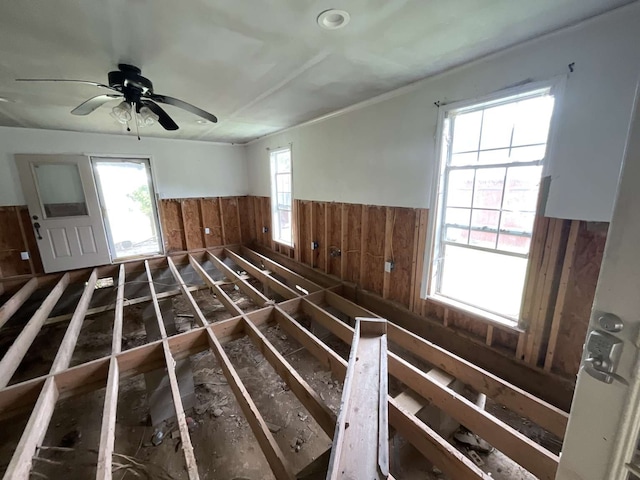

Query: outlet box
left=311, top=241, right=319, bottom=250
left=262, top=226, right=269, bottom=233
left=204, top=227, right=211, bottom=234
left=20, top=251, right=30, bottom=261
left=384, top=261, right=394, bottom=273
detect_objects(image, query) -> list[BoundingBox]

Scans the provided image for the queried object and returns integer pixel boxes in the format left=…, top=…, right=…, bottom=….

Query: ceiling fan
left=16, top=64, right=218, bottom=131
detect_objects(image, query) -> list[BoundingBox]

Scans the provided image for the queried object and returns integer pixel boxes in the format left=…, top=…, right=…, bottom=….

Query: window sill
left=274, top=239, right=293, bottom=248
left=427, top=294, right=524, bottom=333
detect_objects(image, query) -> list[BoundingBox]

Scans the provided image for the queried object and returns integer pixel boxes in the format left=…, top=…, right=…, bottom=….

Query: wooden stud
left=144, top=261, right=200, bottom=480
left=544, top=220, right=580, bottom=372
left=485, top=325, right=494, bottom=347
left=240, top=246, right=323, bottom=293
left=382, top=207, right=393, bottom=299
left=340, top=203, right=347, bottom=280
left=0, top=273, right=70, bottom=388
left=49, top=269, right=98, bottom=374
left=411, top=209, right=428, bottom=313
left=218, top=197, right=227, bottom=245
left=15, top=208, right=36, bottom=276
left=236, top=197, right=243, bottom=245
left=0, top=277, right=38, bottom=330
left=224, top=249, right=300, bottom=299
left=206, top=252, right=269, bottom=307
left=359, top=205, right=368, bottom=286
left=243, top=318, right=336, bottom=436
left=3, top=377, right=59, bottom=479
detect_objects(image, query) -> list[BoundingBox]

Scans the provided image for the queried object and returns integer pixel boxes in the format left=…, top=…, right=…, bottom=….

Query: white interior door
left=15, top=154, right=111, bottom=273
left=557, top=83, right=640, bottom=479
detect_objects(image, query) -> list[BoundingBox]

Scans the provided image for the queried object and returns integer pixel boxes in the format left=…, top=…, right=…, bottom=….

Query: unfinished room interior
left=1, top=1, right=640, bottom=479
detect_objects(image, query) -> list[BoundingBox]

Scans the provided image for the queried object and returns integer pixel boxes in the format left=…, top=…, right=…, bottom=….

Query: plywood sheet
left=0, top=207, right=23, bottom=251
left=238, top=196, right=256, bottom=244
left=552, top=221, right=607, bottom=377
left=160, top=200, right=186, bottom=252
left=19, top=207, right=43, bottom=274
left=361, top=205, right=385, bottom=296
left=327, top=203, right=342, bottom=277
left=313, top=202, right=326, bottom=271
left=221, top=197, right=242, bottom=245
left=388, top=208, right=417, bottom=307
left=181, top=199, right=204, bottom=250
left=298, top=201, right=311, bottom=266
left=200, top=198, right=223, bottom=247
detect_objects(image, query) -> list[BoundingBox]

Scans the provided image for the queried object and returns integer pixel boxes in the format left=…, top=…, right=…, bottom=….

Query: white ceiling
left=0, top=0, right=634, bottom=144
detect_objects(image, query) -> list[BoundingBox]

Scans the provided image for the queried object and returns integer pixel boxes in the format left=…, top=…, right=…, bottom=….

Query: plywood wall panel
left=159, top=200, right=186, bottom=252
left=200, top=198, right=223, bottom=247
left=344, top=203, right=362, bottom=284
left=327, top=203, right=342, bottom=277
left=297, top=201, right=311, bottom=266
left=361, top=205, right=385, bottom=296
left=313, top=202, right=326, bottom=271
left=221, top=197, right=242, bottom=245
left=260, top=197, right=272, bottom=247
left=388, top=208, right=417, bottom=307
left=19, top=208, right=43, bottom=274
left=552, top=222, right=607, bottom=376
left=238, top=196, right=255, bottom=244
left=181, top=199, right=204, bottom=250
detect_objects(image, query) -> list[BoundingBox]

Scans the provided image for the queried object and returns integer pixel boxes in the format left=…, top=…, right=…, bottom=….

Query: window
left=429, top=87, right=556, bottom=323
left=270, top=147, right=293, bottom=246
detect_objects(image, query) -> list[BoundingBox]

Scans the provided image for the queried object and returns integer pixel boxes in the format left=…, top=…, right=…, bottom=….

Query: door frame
left=88, top=153, right=166, bottom=262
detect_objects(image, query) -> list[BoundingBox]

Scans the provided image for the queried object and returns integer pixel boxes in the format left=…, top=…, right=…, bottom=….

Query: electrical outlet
left=204, top=227, right=211, bottom=234
left=20, top=251, right=30, bottom=261
left=311, top=241, right=319, bottom=250
left=262, top=226, right=269, bottom=233
left=384, top=261, right=394, bottom=273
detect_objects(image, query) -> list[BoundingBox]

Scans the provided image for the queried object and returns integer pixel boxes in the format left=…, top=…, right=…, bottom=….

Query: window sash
left=432, top=89, right=553, bottom=321
left=270, top=148, right=293, bottom=245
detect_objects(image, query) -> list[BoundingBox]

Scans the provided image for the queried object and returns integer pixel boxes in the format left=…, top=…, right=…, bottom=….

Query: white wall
left=246, top=4, right=640, bottom=222
left=0, top=127, right=247, bottom=206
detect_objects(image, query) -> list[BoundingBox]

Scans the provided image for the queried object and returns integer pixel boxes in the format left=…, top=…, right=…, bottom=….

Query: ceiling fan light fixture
left=138, top=106, right=159, bottom=127
left=317, top=9, right=350, bottom=30
left=110, top=101, right=132, bottom=124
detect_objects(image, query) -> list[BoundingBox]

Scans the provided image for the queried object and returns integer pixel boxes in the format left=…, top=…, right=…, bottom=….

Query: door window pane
left=34, top=163, right=88, bottom=217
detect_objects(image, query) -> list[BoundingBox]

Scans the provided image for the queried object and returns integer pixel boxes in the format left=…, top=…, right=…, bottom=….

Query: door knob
left=33, top=222, right=42, bottom=240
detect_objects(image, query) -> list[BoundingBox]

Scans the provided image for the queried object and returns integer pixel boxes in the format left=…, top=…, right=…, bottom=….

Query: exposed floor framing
left=0, top=247, right=567, bottom=479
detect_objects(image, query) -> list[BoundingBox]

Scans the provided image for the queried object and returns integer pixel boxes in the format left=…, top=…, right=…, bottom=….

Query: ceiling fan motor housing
left=108, top=64, right=153, bottom=104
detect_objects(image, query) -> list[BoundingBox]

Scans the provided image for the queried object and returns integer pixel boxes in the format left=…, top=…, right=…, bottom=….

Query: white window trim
left=269, top=146, right=294, bottom=247
left=421, top=78, right=565, bottom=328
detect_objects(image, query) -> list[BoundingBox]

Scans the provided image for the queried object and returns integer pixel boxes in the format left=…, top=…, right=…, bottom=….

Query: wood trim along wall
left=241, top=196, right=607, bottom=383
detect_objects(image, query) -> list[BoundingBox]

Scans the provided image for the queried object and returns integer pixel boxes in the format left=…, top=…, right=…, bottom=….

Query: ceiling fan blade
left=71, top=94, right=122, bottom=116
left=149, top=94, right=218, bottom=123
left=142, top=100, right=179, bottom=131
left=16, top=78, right=119, bottom=92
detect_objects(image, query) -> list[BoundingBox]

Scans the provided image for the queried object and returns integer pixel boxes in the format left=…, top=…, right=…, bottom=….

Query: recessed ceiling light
left=317, top=9, right=350, bottom=30
left=196, top=119, right=208, bottom=125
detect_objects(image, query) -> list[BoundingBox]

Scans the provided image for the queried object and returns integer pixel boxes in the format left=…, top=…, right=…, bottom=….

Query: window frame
left=269, top=146, right=293, bottom=247
left=424, top=80, right=562, bottom=327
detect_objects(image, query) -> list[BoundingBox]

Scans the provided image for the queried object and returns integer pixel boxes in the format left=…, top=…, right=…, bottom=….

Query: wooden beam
left=2, top=377, right=59, bottom=480
left=411, top=209, right=428, bottom=313
left=96, top=357, right=119, bottom=480
left=300, top=297, right=559, bottom=479
left=388, top=353, right=559, bottom=480
left=187, top=255, right=243, bottom=316
left=218, top=197, right=227, bottom=245
left=240, top=246, right=323, bottom=293
left=112, top=264, right=125, bottom=355
left=544, top=220, right=580, bottom=371
left=44, top=284, right=210, bottom=327
left=388, top=398, right=488, bottom=480
left=359, top=205, right=368, bottom=285
left=50, top=269, right=98, bottom=374
left=0, top=277, right=38, bottom=330
left=340, top=203, right=347, bottom=280
left=203, top=325, right=295, bottom=479
left=243, top=317, right=336, bottom=437
left=224, top=249, right=299, bottom=299
left=145, top=261, right=200, bottom=480
left=206, top=251, right=269, bottom=307
left=317, top=289, right=568, bottom=439
left=327, top=318, right=389, bottom=480
left=0, top=273, right=70, bottom=388
left=273, top=306, right=485, bottom=479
